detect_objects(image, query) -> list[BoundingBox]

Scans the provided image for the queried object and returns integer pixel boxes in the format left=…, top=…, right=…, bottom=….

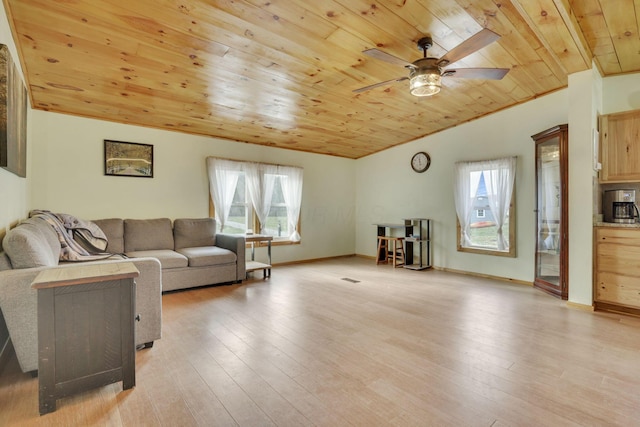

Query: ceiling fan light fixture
left=409, top=71, right=441, bottom=97
left=356, top=29, right=507, bottom=95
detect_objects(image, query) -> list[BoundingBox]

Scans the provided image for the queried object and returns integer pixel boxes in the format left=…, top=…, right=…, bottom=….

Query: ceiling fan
left=354, top=28, right=509, bottom=97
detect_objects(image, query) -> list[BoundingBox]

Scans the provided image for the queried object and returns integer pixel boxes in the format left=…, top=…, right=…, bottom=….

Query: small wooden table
left=245, top=234, right=273, bottom=278
left=32, top=262, right=139, bottom=415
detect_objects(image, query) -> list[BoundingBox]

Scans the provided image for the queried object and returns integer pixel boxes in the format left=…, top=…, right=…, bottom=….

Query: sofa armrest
left=0, top=267, right=41, bottom=373
left=0, top=257, right=162, bottom=373
left=215, top=233, right=246, bottom=281
left=116, top=257, right=163, bottom=347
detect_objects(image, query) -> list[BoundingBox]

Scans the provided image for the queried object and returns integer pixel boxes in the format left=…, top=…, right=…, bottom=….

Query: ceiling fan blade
left=443, top=68, right=509, bottom=80
left=362, top=48, right=416, bottom=69
left=436, top=29, right=501, bottom=67
left=353, top=76, right=409, bottom=93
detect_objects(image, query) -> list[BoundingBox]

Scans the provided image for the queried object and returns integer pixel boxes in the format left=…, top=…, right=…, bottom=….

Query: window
left=226, top=173, right=250, bottom=234
left=263, top=176, right=290, bottom=238
left=206, top=157, right=303, bottom=242
left=453, top=157, right=516, bottom=257
left=224, top=172, right=293, bottom=238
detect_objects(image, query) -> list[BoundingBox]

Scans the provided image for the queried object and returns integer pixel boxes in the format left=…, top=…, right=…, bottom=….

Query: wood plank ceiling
left=4, top=0, right=639, bottom=159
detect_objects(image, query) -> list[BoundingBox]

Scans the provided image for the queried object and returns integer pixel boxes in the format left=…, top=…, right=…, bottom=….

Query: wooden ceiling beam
left=553, top=0, right=594, bottom=68
left=509, top=0, right=590, bottom=75
left=570, top=0, right=620, bottom=75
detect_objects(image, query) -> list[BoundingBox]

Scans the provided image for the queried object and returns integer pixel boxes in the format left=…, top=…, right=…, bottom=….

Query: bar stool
left=376, top=236, right=406, bottom=267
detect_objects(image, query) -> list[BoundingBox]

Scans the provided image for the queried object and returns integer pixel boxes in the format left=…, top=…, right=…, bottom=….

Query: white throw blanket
left=29, top=210, right=113, bottom=262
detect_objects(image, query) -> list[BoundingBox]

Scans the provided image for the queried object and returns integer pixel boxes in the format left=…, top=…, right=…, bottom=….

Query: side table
left=31, top=262, right=139, bottom=415
left=245, top=234, right=273, bottom=278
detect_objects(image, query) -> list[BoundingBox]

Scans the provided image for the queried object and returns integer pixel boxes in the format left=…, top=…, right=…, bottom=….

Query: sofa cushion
left=126, top=249, right=188, bottom=269
left=176, top=246, right=237, bottom=268
left=92, top=218, right=124, bottom=254
left=173, top=218, right=217, bottom=250
left=0, top=252, right=12, bottom=271
left=124, top=218, right=173, bottom=252
left=2, top=217, right=61, bottom=268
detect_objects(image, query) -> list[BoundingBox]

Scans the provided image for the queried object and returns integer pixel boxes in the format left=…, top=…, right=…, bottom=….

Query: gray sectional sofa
left=95, top=217, right=246, bottom=292
left=0, top=215, right=245, bottom=373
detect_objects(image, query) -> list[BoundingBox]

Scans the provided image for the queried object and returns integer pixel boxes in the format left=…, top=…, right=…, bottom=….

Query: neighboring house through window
left=206, top=157, right=303, bottom=242
left=453, top=157, right=516, bottom=257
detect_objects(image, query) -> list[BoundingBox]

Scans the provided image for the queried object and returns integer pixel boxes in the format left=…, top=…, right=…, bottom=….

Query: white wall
left=0, top=4, right=31, bottom=234
left=30, top=111, right=356, bottom=263
left=567, top=67, right=602, bottom=305
left=356, top=90, right=569, bottom=283
left=0, top=2, right=32, bottom=357
left=602, top=73, right=640, bottom=114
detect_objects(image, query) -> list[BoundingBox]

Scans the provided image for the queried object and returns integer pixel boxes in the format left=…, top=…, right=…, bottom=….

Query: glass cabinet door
left=532, top=125, right=568, bottom=299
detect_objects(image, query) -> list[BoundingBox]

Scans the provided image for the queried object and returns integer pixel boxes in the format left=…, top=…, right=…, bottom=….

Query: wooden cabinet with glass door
left=531, top=124, right=569, bottom=299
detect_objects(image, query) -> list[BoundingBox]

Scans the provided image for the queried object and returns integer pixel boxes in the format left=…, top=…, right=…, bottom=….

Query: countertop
left=595, top=222, right=640, bottom=228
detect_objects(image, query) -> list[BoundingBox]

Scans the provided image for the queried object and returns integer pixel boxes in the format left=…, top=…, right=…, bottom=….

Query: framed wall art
left=0, top=44, right=28, bottom=178
left=104, top=140, right=154, bottom=178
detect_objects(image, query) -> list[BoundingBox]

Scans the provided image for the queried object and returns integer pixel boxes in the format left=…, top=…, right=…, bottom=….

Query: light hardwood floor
left=1, top=256, right=640, bottom=426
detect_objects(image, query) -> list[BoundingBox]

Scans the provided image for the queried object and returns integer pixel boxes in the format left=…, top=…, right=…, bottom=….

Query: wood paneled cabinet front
left=32, top=263, right=139, bottom=415
left=594, top=227, right=640, bottom=315
left=599, top=110, right=640, bottom=183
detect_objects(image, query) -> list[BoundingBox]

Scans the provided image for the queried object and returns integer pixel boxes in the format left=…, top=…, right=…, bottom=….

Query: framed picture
left=0, top=44, right=28, bottom=178
left=104, top=140, right=154, bottom=178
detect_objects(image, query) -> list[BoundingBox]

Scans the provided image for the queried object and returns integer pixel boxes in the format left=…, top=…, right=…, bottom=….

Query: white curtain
left=453, top=162, right=482, bottom=246
left=244, top=162, right=278, bottom=233
left=483, top=157, right=517, bottom=251
left=206, top=157, right=241, bottom=232
left=541, top=162, right=560, bottom=250
left=279, top=165, right=303, bottom=242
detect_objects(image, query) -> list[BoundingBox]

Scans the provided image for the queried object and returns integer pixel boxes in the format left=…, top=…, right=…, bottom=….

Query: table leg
left=121, top=281, right=136, bottom=391
left=38, top=289, right=56, bottom=415
left=377, top=226, right=386, bottom=261
left=267, top=240, right=272, bottom=277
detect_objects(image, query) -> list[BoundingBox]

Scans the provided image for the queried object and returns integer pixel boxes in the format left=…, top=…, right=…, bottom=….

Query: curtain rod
left=206, top=156, right=302, bottom=169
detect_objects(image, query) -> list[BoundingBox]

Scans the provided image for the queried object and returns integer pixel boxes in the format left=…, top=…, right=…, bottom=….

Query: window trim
left=251, top=210, right=302, bottom=245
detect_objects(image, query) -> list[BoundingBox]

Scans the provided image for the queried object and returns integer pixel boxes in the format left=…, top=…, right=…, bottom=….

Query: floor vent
left=341, top=278, right=360, bottom=283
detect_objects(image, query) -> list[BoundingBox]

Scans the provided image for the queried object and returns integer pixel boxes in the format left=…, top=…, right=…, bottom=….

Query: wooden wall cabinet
left=594, top=227, right=640, bottom=315
left=599, top=110, right=640, bottom=183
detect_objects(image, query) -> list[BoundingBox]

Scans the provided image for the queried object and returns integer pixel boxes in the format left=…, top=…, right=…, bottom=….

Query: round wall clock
left=411, top=151, right=431, bottom=173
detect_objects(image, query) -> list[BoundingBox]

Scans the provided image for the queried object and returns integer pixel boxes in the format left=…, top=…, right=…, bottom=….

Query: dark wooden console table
left=32, top=262, right=139, bottom=415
